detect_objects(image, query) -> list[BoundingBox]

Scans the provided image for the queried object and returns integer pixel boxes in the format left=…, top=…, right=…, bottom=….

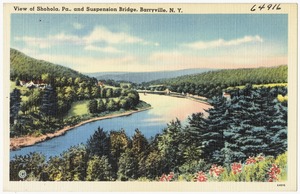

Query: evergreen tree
left=201, top=96, right=229, bottom=164
left=86, top=127, right=110, bottom=157
left=88, top=99, right=98, bottom=114
left=180, top=113, right=207, bottom=167
left=10, top=88, right=21, bottom=124
left=40, top=86, right=58, bottom=120
left=132, top=128, right=148, bottom=154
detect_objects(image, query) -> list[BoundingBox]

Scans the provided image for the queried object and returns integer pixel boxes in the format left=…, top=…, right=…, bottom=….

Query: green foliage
left=117, top=149, right=139, bottom=180
left=86, top=127, right=110, bottom=157
left=10, top=88, right=21, bottom=125
left=86, top=156, right=112, bottom=181
left=10, top=48, right=91, bottom=82
left=40, top=86, right=58, bottom=119
left=88, top=99, right=98, bottom=114
left=10, top=152, right=46, bottom=181
left=148, top=65, right=287, bottom=98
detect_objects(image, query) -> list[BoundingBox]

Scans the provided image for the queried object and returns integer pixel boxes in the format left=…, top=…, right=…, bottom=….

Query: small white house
left=223, top=92, right=231, bottom=101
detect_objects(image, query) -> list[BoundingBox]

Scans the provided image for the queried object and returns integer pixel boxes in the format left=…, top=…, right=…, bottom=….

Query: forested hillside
left=9, top=48, right=145, bottom=138
left=10, top=48, right=92, bottom=82
left=146, top=65, right=287, bottom=98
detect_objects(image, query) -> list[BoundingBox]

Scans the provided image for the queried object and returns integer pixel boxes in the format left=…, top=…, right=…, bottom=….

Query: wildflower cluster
left=245, top=154, right=265, bottom=165
left=195, top=171, right=207, bottom=182
left=268, top=164, right=281, bottom=182
left=158, top=153, right=284, bottom=182
left=209, top=164, right=225, bottom=177
left=159, top=172, right=174, bottom=182
left=231, top=162, right=242, bottom=175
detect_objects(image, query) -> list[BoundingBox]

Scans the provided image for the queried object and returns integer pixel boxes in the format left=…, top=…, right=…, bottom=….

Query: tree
left=97, top=99, right=106, bottom=112
left=132, top=128, right=148, bottom=154
left=86, top=127, right=110, bottom=157
left=88, top=99, right=98, bottom=114
left=117, top=148, right=139, bottom=180
left=86, top=156, right=112, bottom=181
left=201, top=96, right=229, bottom=165
left=158, top=119, right=184, bottom=172
left=64, top=86, right=75, bottom=102
left=10, top=88, right=21, bottom=124
left=74, top=77, right=81, bottom=85
left=10, top=152, right=46, bottom=181
left=41, top=73, right=50, bottom=84
left=91, top=86, right=100, bottom=99
left=84, top=87, right=90, bottom=99
left=119, top=99, right=130, bottom=110
left=181, top=113, right=207, bottom=165
left=40, top=86, right=58, bottom=120
left=106, top=99, right=118, bottom=111
left=110, top=130, right=130, bottom=176
left=27, top=89, right=42, bottom=111
left=58, top=145, right=88, bottom=181
left=76, top=87, right=85, bottom=100
left=67, top=77, right=73, bottom=85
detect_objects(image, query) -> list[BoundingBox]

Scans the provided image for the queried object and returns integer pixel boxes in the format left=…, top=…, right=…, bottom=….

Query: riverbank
left=138, top=90, right=210, bottom=105
left=10, top=105, right=152, bottom=151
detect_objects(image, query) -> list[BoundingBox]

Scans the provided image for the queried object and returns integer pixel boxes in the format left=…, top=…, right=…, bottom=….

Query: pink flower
left=231, top=162, right=242, bottom=175
left=246, top=156, right=257, bottom=165
left=195, top=171, right=207, bottom=182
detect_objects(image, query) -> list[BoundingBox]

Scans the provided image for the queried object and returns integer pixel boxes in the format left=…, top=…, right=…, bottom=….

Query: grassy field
left=65, top=100, right=90, bottom=118
left=10, top=81, right=30, bottom=102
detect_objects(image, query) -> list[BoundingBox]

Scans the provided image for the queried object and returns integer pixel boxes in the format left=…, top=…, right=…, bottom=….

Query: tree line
left=144, top=65, right=287, bottom=98
left=10, top=85, right=287, bottom=181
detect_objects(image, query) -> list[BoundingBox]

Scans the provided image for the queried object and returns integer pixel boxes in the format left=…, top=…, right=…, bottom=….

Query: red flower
left=267, top=164, right=281, bottom=182
left=246, top=157, right=256, bottom=165
left=160, top=174, right=167, bottom=182
left=160, top=172, right=174, bottom=182
left=196, top=171, right=207, bottom=182
left=231, top=162, right=242, bottom=175
left=209, top=164, right=224, bottom=177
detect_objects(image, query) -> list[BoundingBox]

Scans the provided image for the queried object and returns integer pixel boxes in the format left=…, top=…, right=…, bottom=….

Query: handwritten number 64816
left=251, top=4, right=281, bottom=11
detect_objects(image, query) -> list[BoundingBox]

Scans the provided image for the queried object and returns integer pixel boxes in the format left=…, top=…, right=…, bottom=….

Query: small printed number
left=277, top=184, right=285, bottom=187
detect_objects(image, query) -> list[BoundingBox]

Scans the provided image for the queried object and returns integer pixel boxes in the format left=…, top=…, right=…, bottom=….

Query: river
left=10, top=94, right=211, bottom=160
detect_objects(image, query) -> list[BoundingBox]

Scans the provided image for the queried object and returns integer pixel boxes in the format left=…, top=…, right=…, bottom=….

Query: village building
left=223, top=92, right=231, bottom=101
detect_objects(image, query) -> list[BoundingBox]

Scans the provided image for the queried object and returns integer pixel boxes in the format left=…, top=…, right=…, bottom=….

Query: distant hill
left=150, top=65, right=287, bottom=86
left=85, top=68, right=215, bottom=84
left=148, top=65, right=287, bottom=98
left=10, top=48, right=92, bottom=81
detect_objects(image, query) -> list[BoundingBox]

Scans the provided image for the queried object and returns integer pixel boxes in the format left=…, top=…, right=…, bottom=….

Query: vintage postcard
left=2, top=3, right=298, bottom=192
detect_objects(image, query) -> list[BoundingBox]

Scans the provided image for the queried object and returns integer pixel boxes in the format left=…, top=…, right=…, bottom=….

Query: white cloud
left=84, top=26, right=144, bottom=45
left=15, top=33, right=84, bottom=49
left=84, top=45, right=122, bottom=53
left=14, top=26, right=158, bottom=53
left=184, top=35, right=263, bottom=50
left=72, top=22, right=83, bottom=30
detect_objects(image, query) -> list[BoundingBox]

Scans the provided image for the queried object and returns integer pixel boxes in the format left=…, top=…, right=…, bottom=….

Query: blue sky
left=11, top=14, right=287, bottom=73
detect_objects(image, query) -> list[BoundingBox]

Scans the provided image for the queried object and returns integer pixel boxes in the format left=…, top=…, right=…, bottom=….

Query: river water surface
left=10, top=94, right=211, bottom=160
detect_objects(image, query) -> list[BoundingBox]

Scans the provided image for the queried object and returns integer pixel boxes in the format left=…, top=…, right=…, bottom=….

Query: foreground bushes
left=160, top=152, right=287, bottom=182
